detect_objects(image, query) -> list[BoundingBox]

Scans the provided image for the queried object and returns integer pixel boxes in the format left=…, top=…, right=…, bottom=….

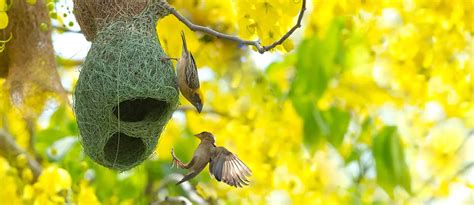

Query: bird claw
left=160, top=57, right=178, bottom=62
left=170, top=148, right=187, bottom=169
left=170, top=148, right=178, bottom=168
left=171, top=158, right=179, bottom=168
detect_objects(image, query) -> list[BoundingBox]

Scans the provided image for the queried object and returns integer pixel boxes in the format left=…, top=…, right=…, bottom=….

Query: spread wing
left=209, top=147, right=251, bottom=187
left=185, top=53, right=200, bottom=89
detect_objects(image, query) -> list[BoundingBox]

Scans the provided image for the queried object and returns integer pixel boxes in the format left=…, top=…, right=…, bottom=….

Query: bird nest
left=73, top=0, right=178, bottom=170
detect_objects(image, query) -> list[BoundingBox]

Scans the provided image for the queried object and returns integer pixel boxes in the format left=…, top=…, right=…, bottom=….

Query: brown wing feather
left=209, top=147, right=252, bottom=187
left=180, top=31, right=199, bottom=89
left=185, top=53, right=200, bottom=89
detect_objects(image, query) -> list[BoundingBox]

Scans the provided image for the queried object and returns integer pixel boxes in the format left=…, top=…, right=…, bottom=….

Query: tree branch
left=164, top=0, right=307, bottom=54
left=0, top=129, right=42, bottom=180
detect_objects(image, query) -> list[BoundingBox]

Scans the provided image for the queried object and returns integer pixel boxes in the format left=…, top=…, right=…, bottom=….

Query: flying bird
left=171, top=131, right=252, bottom=187
left=162, top=31, right=203, bottom=112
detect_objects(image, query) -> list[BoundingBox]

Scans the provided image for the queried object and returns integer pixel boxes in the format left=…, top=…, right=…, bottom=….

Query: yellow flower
left=0, top=11, right=8, bottom=29
left=233, top=0, right=298, bottom=51
left=22, top=168, right=34, bottom=183
left=35, top=166, right=72, bottom=196
left=23, top=185, right=35, bottom=200
left=434, top=179, right=451, bottom=197
left=6, top=106, right=30, bottom=149
left=16, top=154, right=28, bottom=168
left=0, top=0, right=6, bottom=11
left=78, top=180, right=101, bottom=205
left=423, top=118, right=467, bottom=176
left=29, top=166, right=72, bottom=204
left=0, top=157, right=21, bottom=205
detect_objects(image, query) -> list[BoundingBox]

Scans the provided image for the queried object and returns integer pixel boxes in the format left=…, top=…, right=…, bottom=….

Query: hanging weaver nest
left=73, top=0, right=178, bottom=170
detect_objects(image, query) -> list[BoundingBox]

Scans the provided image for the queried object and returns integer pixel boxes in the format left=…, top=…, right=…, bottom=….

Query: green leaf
left=35, top=105, right=79, bottom=158
left=59, top=142, right=85, bottom=182
left=91, top=165, right=117, bottom=201
left=321, top=107, right=350, bottom=148
left=145, top=160, right=171, bottom=181
left=290, top=97, right=322, bottom=151
left=35, top=129, right=68, bottom=158
left=372, top=126, right=411, bottom=196
left=49, top=105, right=75, bottom=131
left=303, top=104, right=324, bottom=149
left=290, top=100, right=350, bottom=151
left=116, top=169, right=148, bottom=202
left=290, top=18, right=345, bottom=100
left=289, top=18, right=347, bottom=151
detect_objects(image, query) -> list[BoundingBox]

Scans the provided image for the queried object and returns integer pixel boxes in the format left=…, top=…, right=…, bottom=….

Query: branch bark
left=163, top=0, right=307, bottom=54
left=0, top=129, right=42, bottom=180
left=72, top=0, right=306, bottom=53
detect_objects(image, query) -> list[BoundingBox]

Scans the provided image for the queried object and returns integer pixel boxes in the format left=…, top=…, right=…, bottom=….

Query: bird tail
left=176, top=171, right=198, bottom=185
left=180, top=31, right=188, bottom=54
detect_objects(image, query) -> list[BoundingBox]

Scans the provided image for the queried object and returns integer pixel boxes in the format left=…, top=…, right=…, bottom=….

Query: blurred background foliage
left=0, top=0, right=473, bottom=204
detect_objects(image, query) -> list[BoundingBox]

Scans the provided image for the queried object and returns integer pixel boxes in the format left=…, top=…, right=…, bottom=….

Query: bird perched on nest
left=171, top=131, right=252, bottom=187
left=162, top=31, right=203, bottom=113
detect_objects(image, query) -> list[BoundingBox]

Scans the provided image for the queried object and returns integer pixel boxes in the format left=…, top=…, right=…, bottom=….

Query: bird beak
left=193, top=102, right=203, bottom=113
left=193, top=133, right=201, bottom=139
left=194, top=89, right=204, bottom=113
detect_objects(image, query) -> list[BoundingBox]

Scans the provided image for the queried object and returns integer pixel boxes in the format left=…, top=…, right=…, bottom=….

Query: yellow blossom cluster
left=0, top=0, right=472, bottom=204
left=311, top=0, right=473, bottom=202
left=0, top=0, right=8, bottom=29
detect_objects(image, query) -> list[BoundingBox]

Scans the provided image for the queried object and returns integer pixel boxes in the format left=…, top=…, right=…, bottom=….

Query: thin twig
left=164, top=0, right=307, bottom=54
left=0, top=129, right=42, bottom=180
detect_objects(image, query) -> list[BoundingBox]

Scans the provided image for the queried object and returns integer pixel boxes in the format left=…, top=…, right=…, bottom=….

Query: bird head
left=190, top=89, right=204, bottom=113
left=194, top=131, right=215, bottom=142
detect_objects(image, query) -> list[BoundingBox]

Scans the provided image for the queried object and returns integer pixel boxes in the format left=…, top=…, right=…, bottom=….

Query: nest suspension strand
left=73, top=0, right=179, bottom=170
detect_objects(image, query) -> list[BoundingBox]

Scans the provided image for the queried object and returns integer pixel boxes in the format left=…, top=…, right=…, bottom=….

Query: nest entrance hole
left=104, top=132, right=145, bottom=167
left=113, top=98, right=168, bottom=122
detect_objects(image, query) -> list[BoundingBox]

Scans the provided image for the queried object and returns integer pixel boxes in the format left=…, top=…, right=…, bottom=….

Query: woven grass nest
left=73, top=0, right=178, bottom=170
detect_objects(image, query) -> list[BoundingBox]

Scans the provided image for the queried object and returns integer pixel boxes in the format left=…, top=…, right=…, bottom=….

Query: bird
left=171, top=131, right=252, bottom=187
left=162, top=31, right=203, bottom=113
